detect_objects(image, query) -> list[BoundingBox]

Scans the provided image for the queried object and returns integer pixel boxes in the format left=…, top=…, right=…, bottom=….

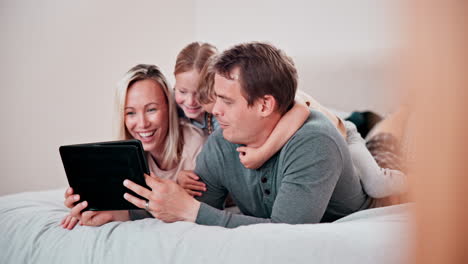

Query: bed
left=0, top=188, right=411, bottom=264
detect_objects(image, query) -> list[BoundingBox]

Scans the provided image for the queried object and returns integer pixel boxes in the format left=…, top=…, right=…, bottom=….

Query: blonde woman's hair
left=114, top=64, right=183, bottom=169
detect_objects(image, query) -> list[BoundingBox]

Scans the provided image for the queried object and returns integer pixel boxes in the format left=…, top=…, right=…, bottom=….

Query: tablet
left=59, top=139, right=150, bottom=211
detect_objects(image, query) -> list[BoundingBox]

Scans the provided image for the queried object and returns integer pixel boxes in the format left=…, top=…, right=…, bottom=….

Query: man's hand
left=123, top=172, right=201, bottom=223
left=176, top=170, right=206, bottom=197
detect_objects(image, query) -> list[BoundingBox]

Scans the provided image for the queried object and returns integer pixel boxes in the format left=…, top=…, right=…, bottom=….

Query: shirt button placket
left=261, top=177, right=270, bottom=195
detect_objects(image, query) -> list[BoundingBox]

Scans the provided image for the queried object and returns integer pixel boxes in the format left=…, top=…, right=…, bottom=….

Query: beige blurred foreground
left=406, top=0, right=468, bottom=263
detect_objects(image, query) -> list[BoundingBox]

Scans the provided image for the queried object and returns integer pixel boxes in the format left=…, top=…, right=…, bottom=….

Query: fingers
left=62, top=210, right=116, bottom=229
left=123, top=192, right=146, bottom=209
left=144, top=175, right=155, bottom=190
left=66, top=216, right=79, bottom=230
left=70, top=201, right=87, bottom=218
left=185, top=171, right=200, bottom=181
left=64, top=194, right=80, bottom=209
left=124, top=179, right=152, bottom=199
left=236, top=147, right=247, bottom=155
left=178, top=172, right=204, bottom=185
left=61, top=215, right=71, bottom=227
left=184, top=184, right=206, bottom=192
left=71, top=211, right=116, bottom=227
left=183, top=178, right=205, bottom=187
left=64, top=187, right=74, bottom=198
left=144, top=173, right=161, bottom=189
left=186, top=189, right=203, bottom=197
left=238, top=153, right=245, bottom=161
left=61, top=215, right=79, bottom=230
left=239, top=154, right=248, bottom=166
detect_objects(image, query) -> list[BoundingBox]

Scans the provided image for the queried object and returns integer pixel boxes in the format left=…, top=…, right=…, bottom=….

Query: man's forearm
left=196, top=202, right=272, bottom=228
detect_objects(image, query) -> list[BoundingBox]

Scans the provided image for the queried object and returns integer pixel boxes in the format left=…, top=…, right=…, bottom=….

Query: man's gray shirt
left=195, top=110, right=373, bottom=228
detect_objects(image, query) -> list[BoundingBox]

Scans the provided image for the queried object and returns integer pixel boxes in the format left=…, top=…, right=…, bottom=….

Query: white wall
left=195, top=0, right=400, bottom=113
left=0, top=0, right=195, bottom=195
left=0, top=0, right=400, bottom=195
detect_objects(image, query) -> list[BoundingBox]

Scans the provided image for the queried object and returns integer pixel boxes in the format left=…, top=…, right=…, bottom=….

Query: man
left=124, top=42, right=373, bottom=228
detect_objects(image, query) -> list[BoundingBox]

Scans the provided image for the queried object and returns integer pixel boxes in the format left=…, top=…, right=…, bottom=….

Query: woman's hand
left=236, top=146, right=268, bottom=170
left=176, top=170, right=206, bottom=197
left=124, top=172, right=200, bottom=223
left=61, top=187, right=129, bottom=230
left=61, top=187, right=81, bottom=229
left=60, top=214, right=80, bottom=230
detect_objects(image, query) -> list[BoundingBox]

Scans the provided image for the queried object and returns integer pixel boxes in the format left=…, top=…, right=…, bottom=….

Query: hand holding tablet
left=60, top=139, right=150, bottom=211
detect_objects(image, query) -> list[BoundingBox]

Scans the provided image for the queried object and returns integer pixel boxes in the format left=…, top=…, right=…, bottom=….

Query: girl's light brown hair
left=174, top=42, right=217, bottom=75
left=196, top=55, right=217, bottom=105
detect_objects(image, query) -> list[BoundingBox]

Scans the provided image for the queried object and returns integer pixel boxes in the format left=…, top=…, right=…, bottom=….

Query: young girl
left=173, top=42, right=219, bottom=135
left=194, top=59, right=407, bottom=199
left=172, top=42, right=220, bottom=196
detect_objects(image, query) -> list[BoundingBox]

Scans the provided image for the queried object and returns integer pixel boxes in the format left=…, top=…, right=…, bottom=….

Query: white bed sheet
left=0, top=189, right=411, bottom=264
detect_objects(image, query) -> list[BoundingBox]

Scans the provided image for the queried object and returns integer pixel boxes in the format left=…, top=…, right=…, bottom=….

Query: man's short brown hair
left=213, top=42, right=298, bottom=115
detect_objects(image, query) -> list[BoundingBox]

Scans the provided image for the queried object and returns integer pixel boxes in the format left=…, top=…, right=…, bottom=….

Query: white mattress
left=0, top=189, right=411, bottom=264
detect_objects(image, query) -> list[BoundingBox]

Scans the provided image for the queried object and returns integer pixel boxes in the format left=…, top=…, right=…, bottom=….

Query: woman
left=61, top=64, right=206, bottom=229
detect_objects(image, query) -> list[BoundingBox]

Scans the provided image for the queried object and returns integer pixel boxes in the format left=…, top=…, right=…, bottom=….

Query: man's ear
left=258, top=95, right=277, bottom=117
